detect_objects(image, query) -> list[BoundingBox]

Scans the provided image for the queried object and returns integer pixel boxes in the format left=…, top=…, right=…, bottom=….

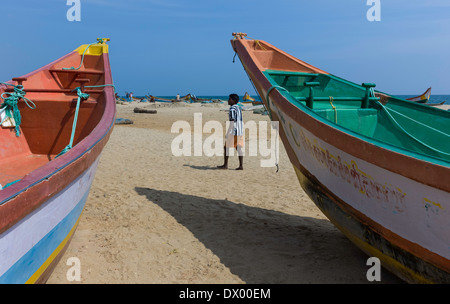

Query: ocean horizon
left=123, top=94, right=450, bottom=105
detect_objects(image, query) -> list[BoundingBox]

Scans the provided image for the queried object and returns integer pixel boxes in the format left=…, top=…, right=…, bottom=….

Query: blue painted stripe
left=0, top=190, right=89, bottom=284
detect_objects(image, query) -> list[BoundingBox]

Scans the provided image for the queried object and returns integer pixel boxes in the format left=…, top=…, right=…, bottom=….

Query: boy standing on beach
left=218, top=93, right=244, bottom=170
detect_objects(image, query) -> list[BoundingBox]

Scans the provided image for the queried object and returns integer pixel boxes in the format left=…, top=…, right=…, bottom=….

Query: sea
left=123, top=94, right=450, bottom=105
left=122, top=95, right=254, bottom=102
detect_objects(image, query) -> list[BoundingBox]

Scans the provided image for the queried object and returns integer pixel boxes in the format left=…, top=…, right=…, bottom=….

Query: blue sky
left=1, top=0, right=449, bottom=96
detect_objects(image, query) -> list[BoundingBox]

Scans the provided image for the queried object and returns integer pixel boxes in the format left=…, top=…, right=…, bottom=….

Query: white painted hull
left=0, top=158, right=100, bottom=284
left=278, top=107, right=450, bottom=259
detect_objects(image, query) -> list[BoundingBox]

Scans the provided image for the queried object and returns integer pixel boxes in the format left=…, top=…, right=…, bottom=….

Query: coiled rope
left=0, top=82, right=36, bottom=136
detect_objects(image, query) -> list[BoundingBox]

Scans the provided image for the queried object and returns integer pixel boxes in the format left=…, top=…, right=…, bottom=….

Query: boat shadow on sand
left=135, top=187, right=403, bottom=284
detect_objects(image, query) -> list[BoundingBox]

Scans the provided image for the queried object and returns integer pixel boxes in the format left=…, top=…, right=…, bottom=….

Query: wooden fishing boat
left=153, top=96, right=174, bottom=102
left=243, top=92, right=263, bottom=105
left=231, top=33, right=450, bottom=283
left=152, top=96, right=190, bottom=103
left=243, top=92, right=255, bottom=103
left=406, top=87, right=432, bottom=103
left=428, top=101, right=446, bottom=107
left=0, top=38, right=115, bottom=283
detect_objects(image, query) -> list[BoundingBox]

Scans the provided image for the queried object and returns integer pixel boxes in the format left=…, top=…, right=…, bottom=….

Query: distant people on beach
left=125, top=92, right=133, bottom=102
left=218, top=93, right=244, bottom=170
left=176, top=93, right=180, bottom=101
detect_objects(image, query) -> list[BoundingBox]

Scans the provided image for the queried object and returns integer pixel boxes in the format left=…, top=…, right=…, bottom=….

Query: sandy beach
left=47, top=101, right=403, bottom=284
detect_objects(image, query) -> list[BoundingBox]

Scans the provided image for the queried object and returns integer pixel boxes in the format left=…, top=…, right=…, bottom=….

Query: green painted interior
left=264, top=70, right=450, bottom=162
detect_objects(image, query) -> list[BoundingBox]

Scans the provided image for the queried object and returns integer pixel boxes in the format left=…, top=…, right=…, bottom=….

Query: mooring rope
left=55, top=84, right=115, bottom=158
left=0, top=82, right=36, bottom=136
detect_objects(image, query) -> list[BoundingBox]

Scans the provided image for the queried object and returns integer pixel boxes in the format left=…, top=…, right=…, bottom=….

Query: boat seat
left=49, top=69, right=105, bottom=92
left=315, top=108, right=378, bottom=138
left=5, top=76, right=103, bottom=95
left=5, top=88, right=103, bottom=94
left=295, top=82, right=380, bottom=109
left=49, top=69, right=104, bottom=76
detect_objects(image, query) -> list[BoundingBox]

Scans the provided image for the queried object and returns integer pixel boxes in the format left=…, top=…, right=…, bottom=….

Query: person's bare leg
left=217, top=146, right=228, bottom=169
left=236, top=156, right=243, bottom=170
left=236, top=146, right=243, bottom=170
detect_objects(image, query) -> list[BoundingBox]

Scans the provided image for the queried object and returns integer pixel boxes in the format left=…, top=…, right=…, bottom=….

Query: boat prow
left=406, top=87, right=432, bottom=103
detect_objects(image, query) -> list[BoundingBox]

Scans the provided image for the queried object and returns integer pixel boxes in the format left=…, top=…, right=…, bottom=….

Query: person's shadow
left=135, top=187, right=403, bottom=284
left=182, top=164, right=217, bottom=170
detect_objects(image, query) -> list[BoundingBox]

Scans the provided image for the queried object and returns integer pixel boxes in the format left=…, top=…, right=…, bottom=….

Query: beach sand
left=47, top=101, right=403, bottom=284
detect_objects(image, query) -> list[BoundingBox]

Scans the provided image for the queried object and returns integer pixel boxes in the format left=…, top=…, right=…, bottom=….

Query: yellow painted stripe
left=74, top=43, right=108, bottom=56
left=292, top=166, right=433, bottom=284
left=25, top=213, right=83, bottom=284
left=336, top=218, right=433, bottom=284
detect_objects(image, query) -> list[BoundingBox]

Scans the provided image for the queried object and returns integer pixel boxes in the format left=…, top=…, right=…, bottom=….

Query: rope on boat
left=0, top=82, right=36, bottom=136
left=55, top=84, right=115, bottom=158
left=62, top=38, right=108, bottom=71
left=373, top=94, right=450, bottom=157
left=63, top=42, right=97, bottom=71
left=266, top=85, right=289, bottom=120
left=55, top=88, right=88, bottom=158
left=329, top=96, right=337, bottom=123
left=265, top=86, right=291, bottom=173
left=63, top=39, right=109, bottom=71
left=83, top=84, right=116, bottom=90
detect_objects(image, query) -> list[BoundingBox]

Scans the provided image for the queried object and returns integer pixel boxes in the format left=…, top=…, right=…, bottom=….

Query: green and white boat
left=231, top=33, right=450, bottom=283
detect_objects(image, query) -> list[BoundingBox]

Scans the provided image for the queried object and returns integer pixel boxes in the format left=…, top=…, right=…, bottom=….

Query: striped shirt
left=229, top=104, right=243, bottom=136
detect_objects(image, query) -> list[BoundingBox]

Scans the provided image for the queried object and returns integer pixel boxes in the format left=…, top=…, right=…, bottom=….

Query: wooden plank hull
left=0, top=39, right=115, bottom=283
left=231, top=36, right=450, bottom=283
